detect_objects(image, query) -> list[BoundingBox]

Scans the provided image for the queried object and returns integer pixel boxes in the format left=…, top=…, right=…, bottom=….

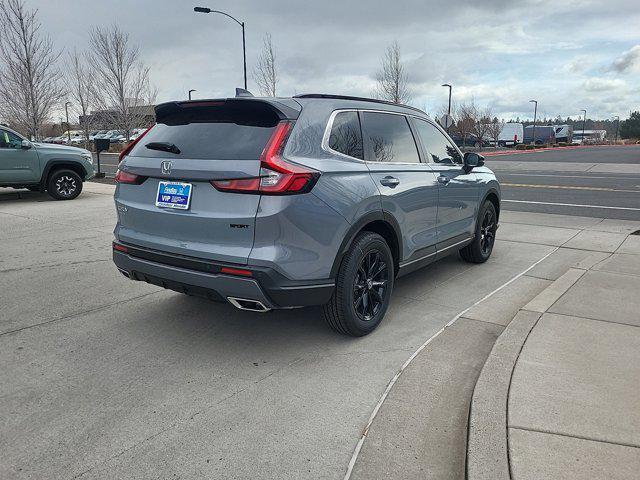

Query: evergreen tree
left=620, top=112, right=640, bottom=139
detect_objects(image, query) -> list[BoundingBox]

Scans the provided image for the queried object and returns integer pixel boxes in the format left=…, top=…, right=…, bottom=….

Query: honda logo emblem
left=161, top=161, right=172, bottom=175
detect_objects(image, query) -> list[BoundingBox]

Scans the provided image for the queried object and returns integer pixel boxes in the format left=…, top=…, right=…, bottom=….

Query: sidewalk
left=349, top=212, right=640, bottom=480
left=468, top=222, right=640, bottom=479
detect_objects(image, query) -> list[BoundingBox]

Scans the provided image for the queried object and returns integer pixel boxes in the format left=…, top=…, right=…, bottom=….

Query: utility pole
left=580, top=109, right=587, bottom=145
left=613, top=115, right=620, bottom=144
left=529, top=100, right=537, bottom=144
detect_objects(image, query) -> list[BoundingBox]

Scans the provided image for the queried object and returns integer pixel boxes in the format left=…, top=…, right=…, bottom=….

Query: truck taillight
left=211, top=121, right=320, bottom=195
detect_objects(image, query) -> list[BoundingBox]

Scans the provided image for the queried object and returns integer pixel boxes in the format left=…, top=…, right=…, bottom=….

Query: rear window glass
left=129, top=102, right=279, bottom=160
left=328, top=111, right=363, bottom=159
left=130, top=123, right=275, bottom=160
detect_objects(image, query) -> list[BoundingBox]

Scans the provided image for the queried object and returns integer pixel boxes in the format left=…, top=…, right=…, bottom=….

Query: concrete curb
left=466, top=310, right=541, bottom=480
left=466, top=267, right=585, bottom=479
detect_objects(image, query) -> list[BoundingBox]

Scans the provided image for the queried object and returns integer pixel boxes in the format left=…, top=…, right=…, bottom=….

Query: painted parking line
left=501, top=183, right=640, bottom=193
left=503, top=199, right=640, bottom=211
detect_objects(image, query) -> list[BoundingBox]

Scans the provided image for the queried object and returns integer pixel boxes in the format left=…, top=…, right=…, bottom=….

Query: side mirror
left=463, top=152, right=484, bottom=171
left=21, top=139, right=32, bottom=149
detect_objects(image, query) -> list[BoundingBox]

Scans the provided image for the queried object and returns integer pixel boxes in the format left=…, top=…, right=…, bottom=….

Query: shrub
left=516, top=144, right=527, bottom=150
left=525, top=144, right=536, bottom=150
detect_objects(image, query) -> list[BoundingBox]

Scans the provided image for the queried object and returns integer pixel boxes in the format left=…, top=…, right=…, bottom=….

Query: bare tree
left=66, top=50, right=96, bottom=149
left=375, top=41, right=411, bottom=104
left=0, top=0, right=64, bottom=139
left=453, top=101, right=478, bottom=147
left=88, top=25, right=156, bottom=141
left=486, top=116, right=504, bottom=147
left=473, top=107, right=494, bottom=150
left=253, top=33, right=277, bottom=97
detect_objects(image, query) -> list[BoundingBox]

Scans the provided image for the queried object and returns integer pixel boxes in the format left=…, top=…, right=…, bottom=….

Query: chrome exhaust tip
left=227, top=297, right=270, bottom=312
left=117, top=267, right=131, bottom=278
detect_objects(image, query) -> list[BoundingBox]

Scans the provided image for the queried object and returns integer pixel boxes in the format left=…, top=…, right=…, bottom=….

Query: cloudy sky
left=35, top=0, right=640, bottom=120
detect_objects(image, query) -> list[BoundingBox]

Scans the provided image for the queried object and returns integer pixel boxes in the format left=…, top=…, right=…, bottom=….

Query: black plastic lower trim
left=113, top=241, right=335, bottom=308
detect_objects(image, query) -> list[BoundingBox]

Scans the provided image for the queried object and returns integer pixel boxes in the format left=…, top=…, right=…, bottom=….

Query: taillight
left=115, top=169, right=145, bottom=184
left=119, top=124, right=155, bottom=162
left=211, top=121, right=319, bottom=195
left=112, top=242, right=128, bottom=253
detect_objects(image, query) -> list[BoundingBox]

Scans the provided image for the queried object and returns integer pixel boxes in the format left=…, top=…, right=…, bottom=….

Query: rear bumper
left=112, top=242, right=334, bottom=309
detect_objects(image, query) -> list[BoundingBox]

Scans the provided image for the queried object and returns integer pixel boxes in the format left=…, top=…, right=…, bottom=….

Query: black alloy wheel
left=353, top=250, right=389, bottom=322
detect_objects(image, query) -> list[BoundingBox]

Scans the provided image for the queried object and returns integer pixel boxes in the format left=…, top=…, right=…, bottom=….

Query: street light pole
left=441, top=83, right=452, bottom=132
left=188, top=89, right=196, bottom=100
left=194, top=7, right=247, bottom=90
left=580, top=109, right=587, bottom=145
left=64, top=102, right=71, bottom=143
left=529, top=100, right=537, bottom=145
left=613, top=115, right=620, bottom=144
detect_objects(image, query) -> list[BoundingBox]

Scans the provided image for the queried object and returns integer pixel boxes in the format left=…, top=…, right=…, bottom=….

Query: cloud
left=608, top=45, right=640, bottom=73
left=582, top=78, right=626, bottom=92
left=24, top=0, right=640, bottom=120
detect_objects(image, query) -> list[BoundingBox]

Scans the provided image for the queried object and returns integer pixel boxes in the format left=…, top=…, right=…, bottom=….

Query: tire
left=47, top=169, right=83, bottom=200
left=460, top=200, right=497, bottom=264
left=498, top=141, right=506, bottom=148
left=323, top=232, right=394, bottom=336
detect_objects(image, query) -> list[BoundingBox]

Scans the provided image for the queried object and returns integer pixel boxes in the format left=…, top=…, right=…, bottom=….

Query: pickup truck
left=0, top=125, right=95, bottom=200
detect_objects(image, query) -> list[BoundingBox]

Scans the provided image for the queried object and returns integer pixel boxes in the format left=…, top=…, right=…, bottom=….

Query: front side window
left=413, top=119, right=462, bottom=165
left=361, top=112, right=420, bottom=163
left=328, top=111, right=363, bottom=159
left=0, top=129, right=22, bottom=149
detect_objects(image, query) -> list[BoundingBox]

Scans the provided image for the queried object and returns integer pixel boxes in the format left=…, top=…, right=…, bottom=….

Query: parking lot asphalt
left=0, top=182, right=565, bottom=479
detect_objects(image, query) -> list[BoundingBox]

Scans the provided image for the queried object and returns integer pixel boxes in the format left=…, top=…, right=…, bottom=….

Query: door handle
left=437, top=175, right=450, bottom=185
left=380, top=176, right=400, bottom=187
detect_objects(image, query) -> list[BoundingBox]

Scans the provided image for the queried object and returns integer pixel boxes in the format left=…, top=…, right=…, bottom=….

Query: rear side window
left=129, top=102, right=279, bottom=160
left=328, top=111, right=363, bottom=159
left=361, top=112, right=420, bottom=163
left=413, top=119, right=463, bottom=165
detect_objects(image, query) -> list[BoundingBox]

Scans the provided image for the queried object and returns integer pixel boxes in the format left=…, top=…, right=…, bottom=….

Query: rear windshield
left=129, top=102, right=279, bottom=160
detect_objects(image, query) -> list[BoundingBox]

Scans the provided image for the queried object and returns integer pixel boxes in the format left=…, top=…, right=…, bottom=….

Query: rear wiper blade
left=145, top=142, right=181, bottom=154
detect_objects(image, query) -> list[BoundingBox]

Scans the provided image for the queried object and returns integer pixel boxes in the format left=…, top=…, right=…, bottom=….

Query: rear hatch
left=114, top=98, right=300, bottom=265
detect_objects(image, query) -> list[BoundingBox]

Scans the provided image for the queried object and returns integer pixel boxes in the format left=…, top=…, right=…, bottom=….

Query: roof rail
left=293, top=93, right=426, bottom=115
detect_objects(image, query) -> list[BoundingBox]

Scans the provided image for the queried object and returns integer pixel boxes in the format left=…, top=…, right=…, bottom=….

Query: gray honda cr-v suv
left=113, top=94, right=500, bottom=336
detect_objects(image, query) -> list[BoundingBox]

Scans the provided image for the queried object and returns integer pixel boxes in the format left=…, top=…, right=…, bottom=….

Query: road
left=96, top=145, right=640, bottom=221
left=486, top=145, right=640, bottom=221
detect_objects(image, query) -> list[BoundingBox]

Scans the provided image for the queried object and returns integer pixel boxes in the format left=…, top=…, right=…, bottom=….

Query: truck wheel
left=47, top=169, right=83, bottom=200
left=323, top=232, right=394, bottom=336
left=460, top=200, right=497, bottom=264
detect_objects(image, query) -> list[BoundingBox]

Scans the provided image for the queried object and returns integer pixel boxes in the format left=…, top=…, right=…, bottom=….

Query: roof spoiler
left=154, top=98, right=300, bottom=125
